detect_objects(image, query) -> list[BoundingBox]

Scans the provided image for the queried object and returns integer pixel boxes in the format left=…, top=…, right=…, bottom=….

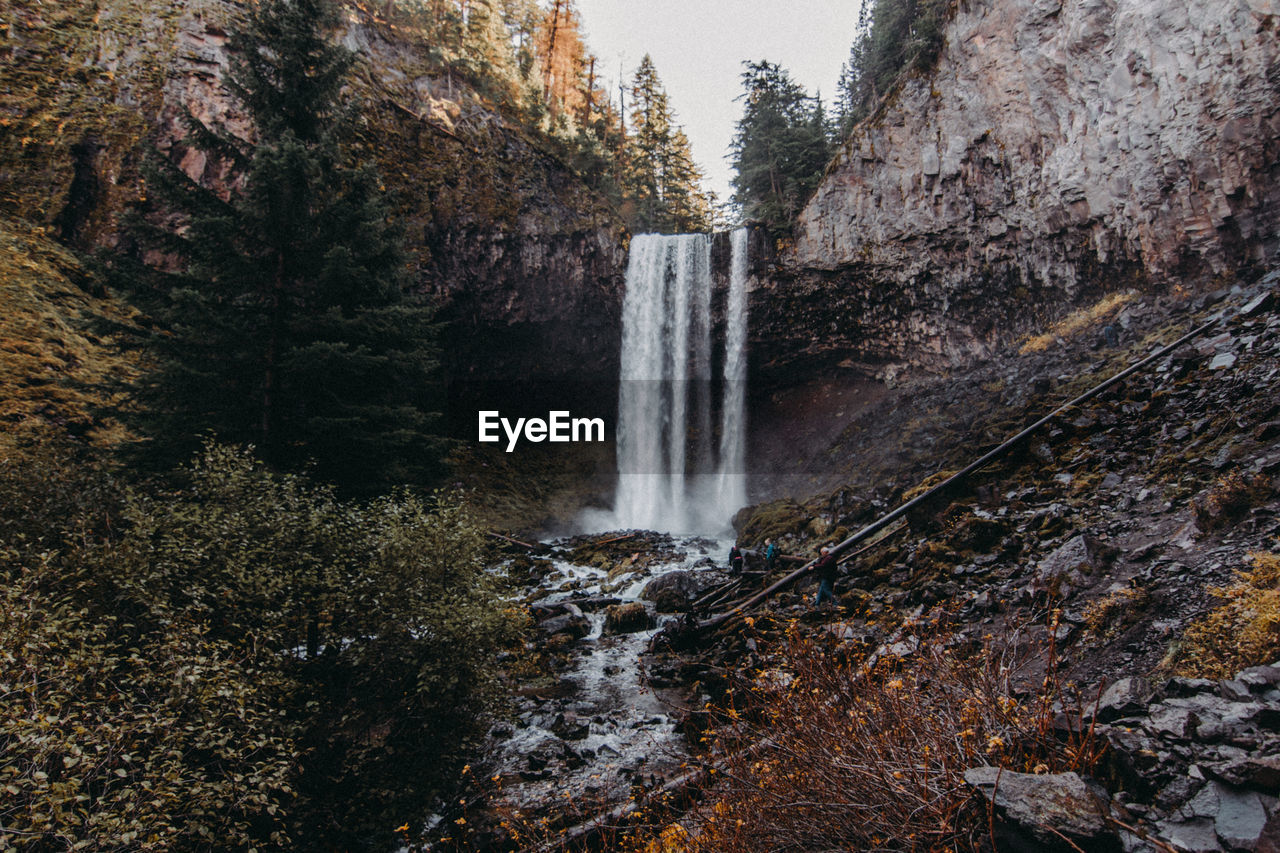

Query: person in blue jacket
left=763, top=538, right=779, bottom=574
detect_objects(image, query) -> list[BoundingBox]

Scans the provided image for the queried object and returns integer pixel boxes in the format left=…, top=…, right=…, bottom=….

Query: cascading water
left=610, top=230, right=749, bottom=533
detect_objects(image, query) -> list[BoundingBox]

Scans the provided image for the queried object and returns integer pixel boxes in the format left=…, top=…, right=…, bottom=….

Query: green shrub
left=0, top=440, right=525, bottom=850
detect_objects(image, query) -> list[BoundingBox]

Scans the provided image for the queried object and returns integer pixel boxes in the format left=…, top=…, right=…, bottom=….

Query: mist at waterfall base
left=580, top=230, right=749, bottom=536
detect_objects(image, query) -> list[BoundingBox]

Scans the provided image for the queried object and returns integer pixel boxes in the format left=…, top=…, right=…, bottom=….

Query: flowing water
left=606, top=230, right=750, bottom=534
left=425, top=231, right=750, bottom=846
left=459, top=535, right=730, bottom=841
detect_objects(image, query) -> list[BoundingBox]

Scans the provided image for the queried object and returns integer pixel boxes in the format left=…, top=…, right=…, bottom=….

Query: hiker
left=728, top=543, right=745, bottom=574
left=763, top=538, right=779, bottom=574
left=811, top=546, right=838, bottom=607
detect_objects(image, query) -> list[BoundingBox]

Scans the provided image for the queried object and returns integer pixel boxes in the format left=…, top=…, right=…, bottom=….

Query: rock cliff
left=0, top=0, right=626, bottom=393
left=755, top=0, right=1280, bottom=385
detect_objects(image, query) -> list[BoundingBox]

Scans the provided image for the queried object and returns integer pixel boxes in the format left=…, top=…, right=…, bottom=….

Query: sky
left=572, top=0, right=865, bottom=205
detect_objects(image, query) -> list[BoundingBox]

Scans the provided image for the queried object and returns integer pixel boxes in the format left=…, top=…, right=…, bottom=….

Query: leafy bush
left=1177, top=552, right=1280, bottom=679
left=0, top=440, right=525, bottom=851
left=0, top=569, right=299, bottom=850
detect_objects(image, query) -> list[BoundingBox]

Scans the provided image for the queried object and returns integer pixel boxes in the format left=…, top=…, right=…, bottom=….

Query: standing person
left=811, top=546, right=838, bottom=607
left=763, top=538, right=779, bottom=574
left=728, top=543, right=745, bottom=574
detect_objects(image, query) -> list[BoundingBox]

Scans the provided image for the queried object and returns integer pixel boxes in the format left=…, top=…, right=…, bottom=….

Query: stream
left=425, top=533, right=731, bottom=848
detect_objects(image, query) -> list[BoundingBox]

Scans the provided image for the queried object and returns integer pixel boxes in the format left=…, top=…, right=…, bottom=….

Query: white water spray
left=608, top=230, right=749, bottom=533
left=715, top=228, right=749, bottom=516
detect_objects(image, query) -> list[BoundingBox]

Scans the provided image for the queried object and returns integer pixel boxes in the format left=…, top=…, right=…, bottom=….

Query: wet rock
left=1035, top=533, right=1113, bottom=595
left=1159, top=818, right=1223, bottom=852
left=551, top=713, right=590, bottom=741
left=1216, top=757, right=1280, bottom=790
left=573, top=596, right=622, bottom=612
left=964, top=767, right=1116, bottom=850
left=1143, top=706, right=1199, bottom=740
left=1236, top=665, right=1280, bottom=691
left=1170, top=780, right=1277, bottom=852
left=641, top=570, right=714, bottom=612
left=1240, top=292, right=1276, bottom=318
left=539, top=612, right=590, bottom=639
left=1210, top=352, right=1238, bottom=370
left=604, top=602, right=652, bottom=634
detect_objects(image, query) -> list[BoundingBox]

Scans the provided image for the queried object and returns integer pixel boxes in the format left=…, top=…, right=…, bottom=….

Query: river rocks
left=641, top=570, right=717, bottom=612
left=604, top=602, right=652, bottom=634
left=539, top=612, right=590, bottom=640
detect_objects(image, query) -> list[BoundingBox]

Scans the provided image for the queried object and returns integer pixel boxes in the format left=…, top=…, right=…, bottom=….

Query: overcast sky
left=572, top=0, right=865, bottom=206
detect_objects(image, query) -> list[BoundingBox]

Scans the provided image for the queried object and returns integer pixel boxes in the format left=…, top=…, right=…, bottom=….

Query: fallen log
left=486, top=531, right=537, bottom=549
left=700, top=313, right=1225, bottom=631
left=594, top=532, right=637, bottom=547
left=691, top=578, right=740, bottom=610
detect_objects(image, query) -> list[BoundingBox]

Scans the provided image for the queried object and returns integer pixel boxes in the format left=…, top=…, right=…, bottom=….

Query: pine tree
left=120, top=0, right=444, bottom=495
left=837, top=0, right=951, bottom=130
left=730, top=60, right=834, bottom=236
left=621, top=55, right=712, bottom=233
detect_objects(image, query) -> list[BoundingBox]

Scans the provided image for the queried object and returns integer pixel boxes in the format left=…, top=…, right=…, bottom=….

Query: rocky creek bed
left=419, top=532, right=733, bottom=850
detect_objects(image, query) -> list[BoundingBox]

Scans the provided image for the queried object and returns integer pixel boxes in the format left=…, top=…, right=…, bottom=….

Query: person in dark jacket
left=728, top=544, right=745, bottom=574
left=812, top=546, right=838, bottom=606
left=763, top=538, right=779, bottom=574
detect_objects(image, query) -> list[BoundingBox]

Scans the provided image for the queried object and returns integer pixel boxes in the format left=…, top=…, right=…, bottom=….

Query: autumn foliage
left=659, top=619, right=1103, bottom=852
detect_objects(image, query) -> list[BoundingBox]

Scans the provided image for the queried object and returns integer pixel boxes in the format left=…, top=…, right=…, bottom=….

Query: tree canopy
left=837, top=0, right=951, bottom=131
left=622, top=54, right=714, bottom=234
left=730, top=60, right=835, bottom=237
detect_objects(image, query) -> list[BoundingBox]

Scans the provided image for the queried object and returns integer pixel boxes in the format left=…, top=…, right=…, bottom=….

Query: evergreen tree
left=837, top=0, right=950, bottom=131
left=730, top=60, right=834, bottom=237
left=120, top=0, right=444, bottom=495
left=621, top=54, right=712, bottom=233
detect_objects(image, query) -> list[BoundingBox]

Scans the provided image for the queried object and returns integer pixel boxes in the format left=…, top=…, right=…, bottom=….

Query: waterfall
left=715, top=228, right=749, bottom=516
left=609, top=230, right=749, bottom=533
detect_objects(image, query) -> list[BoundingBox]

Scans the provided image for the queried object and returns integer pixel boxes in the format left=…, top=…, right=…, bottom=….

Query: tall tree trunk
left=542, top=0, right=562, bottom=108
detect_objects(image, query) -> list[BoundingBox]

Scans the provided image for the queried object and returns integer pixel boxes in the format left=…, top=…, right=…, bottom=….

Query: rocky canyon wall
left=0, top=0, right=626, bottom=395
left=754, top=0, right=1280, bottom=386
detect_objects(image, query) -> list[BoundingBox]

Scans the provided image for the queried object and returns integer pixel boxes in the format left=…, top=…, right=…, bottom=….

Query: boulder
left=604, top=602, right=652, bottom=634
left=1090, top=676, right=1159, bottom=721
left=641, top=570, right=714, bottom=612
left=1162, top=780, right=1278, bottom=853
left=1035, top=534, right=1114, bottom=596
left=964, top=767, right=1116, bottom=850
left=538, top=612, right=590, bottom=639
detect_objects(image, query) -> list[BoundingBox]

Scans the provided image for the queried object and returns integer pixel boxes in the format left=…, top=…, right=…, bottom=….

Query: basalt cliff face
left=754, top=0, right=1280, bottom=386
left=0, top=0, right=625, bottom=394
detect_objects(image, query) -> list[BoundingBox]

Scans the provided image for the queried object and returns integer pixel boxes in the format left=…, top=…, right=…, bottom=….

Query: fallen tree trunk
left=487, top=531, right=537, bottom=549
